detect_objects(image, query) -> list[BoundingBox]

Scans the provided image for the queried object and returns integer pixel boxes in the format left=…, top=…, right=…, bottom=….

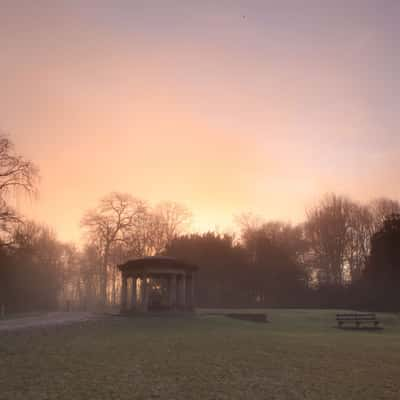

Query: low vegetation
left=1, top=309, right=400, bottom=400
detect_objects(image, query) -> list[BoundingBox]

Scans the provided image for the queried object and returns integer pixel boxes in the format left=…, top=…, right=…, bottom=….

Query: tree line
left=0, top=136, right=399, bottom=313
left=166, top=198, right=400, bottom=310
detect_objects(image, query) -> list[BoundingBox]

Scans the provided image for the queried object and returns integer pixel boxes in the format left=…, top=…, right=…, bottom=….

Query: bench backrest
left=336, top=313, right=377, bottom=320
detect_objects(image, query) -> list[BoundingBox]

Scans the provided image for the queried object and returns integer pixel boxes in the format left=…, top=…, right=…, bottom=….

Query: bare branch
left=0, top=134, right=39, bottom=244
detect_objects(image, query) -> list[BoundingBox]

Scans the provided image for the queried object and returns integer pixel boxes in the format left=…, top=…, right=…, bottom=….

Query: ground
left=1, top=309, right=399, bottom=400
left=0, top=312, right=98, bottom=332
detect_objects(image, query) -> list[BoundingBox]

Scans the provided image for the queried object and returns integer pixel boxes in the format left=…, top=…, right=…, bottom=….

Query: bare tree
left=152, top=201, right=192, bottom=251
left=305, top=194, right=354, bottom=286
left=0, top=135, right=39, bottom=244
left=58, top=243, right=82, bottom=309
left=235, top=212, right=265, bottom=235
left=306, top=196, right=400, bottom=286
left=121, top=202, right=154, bottom=257
left=345, top=203, right=374, bottom=282
left=81, top=192, right=145, bottom=307
left=10, top=221, right=63, bottom=310
left=79, top=243, right=103, bottom=309
left=368, top=198, right=400, bottom=232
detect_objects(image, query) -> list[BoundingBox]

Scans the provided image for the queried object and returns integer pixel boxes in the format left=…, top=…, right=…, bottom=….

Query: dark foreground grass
left=1, top=309, right=400, bottom=399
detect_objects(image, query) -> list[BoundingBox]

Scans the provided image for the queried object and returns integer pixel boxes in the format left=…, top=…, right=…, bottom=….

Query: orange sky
left=1, top=1, right=400, bottom=243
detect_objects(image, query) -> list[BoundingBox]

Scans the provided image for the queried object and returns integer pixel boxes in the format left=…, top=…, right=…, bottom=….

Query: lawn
left=1, top=309, right=400, bottom=399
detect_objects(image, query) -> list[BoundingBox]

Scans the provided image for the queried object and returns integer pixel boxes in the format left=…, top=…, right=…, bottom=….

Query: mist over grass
left=1, top=309, right=400, bottom=400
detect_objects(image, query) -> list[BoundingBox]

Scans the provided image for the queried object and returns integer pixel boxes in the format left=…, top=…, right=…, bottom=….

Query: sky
left=1, top=0, right=400, bottom=243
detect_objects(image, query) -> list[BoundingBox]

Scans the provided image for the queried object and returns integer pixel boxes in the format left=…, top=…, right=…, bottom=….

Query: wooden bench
left=336, top=313, right=380, bottom=329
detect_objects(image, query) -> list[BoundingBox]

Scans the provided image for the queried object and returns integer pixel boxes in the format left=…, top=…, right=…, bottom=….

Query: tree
left=368, top=198, right=400, bottom=233
left=58, top=243, right=82, bottom=309
left=81, top=194, right=192, bottom=307
left=0, top=135, right=40, bottom=313
left=0, top=221, right=62, bottom=312
left=240, top=221, right=309, bottom=306
left=0, top=135, right=39, bottom=244
left=165, top=232, right=247, bottom=306
left=81, top=192, right=146, bottom=306
left=165, top=222, right=310, bottom=308
left=305, top=194, right=354, bottom=286
left=151, top=201, right=192, bottom=253
left=365, top=213, right=400, bottom=309
left=79, top=243, right=103, bottom=309
left=235, top=212, right=264, bottom=235
left=345, top=203, right=373, bottom=282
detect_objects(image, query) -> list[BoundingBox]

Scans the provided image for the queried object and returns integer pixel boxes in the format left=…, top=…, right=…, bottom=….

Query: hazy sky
left=1, top=0, right=399, bottom=243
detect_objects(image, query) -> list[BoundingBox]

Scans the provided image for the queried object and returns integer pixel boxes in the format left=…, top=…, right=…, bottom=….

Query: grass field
left=1, top=309, right=400, bottom=399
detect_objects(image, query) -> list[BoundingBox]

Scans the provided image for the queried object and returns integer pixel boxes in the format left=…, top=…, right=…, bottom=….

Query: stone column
left=168, top=274, right=177, bottom=310
left=191, top=274, right=195, bottom=309
left=186, top=274, right=194, bottom=310
left=120, top=274, right=128, bottom=313
left=130, top=276, right=137, bottom=310
left=177, top=274, right=186, bottom=310
left=141, top=275, right=149, bottom=312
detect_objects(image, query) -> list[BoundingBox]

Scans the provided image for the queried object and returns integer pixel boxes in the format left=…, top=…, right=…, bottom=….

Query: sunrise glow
left=1, top=1, right=399, bottom=243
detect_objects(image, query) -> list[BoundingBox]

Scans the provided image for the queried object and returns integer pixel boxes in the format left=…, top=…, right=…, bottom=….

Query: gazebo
left=118, top=256, right=198, bottom=313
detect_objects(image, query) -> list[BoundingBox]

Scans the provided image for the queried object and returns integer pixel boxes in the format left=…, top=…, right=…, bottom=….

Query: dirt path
left=0, top=312, right=100, bottom=332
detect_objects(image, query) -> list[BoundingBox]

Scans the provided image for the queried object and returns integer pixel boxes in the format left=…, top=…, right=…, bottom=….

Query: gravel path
left=0, top=312, right=100, bottom=332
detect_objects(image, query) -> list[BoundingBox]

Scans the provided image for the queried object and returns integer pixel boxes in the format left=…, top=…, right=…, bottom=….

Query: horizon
left=1, top=0, right=400, bottom=243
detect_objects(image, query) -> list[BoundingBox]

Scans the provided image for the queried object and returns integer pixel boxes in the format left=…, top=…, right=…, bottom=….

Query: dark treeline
left=1, top=136, right=400, bottom=313
left=165, top=200, right=400, bottom=311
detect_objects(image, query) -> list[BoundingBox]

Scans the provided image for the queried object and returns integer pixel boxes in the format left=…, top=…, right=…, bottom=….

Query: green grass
left=1, top=309, right=400, bottom=399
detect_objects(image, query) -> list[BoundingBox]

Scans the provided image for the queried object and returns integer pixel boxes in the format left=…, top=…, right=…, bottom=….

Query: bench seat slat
left=336, top=314, right=376, bottom=318
left=336, top=318, right=378, bottom=320
left=336, top=313, right=380, bottom=328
